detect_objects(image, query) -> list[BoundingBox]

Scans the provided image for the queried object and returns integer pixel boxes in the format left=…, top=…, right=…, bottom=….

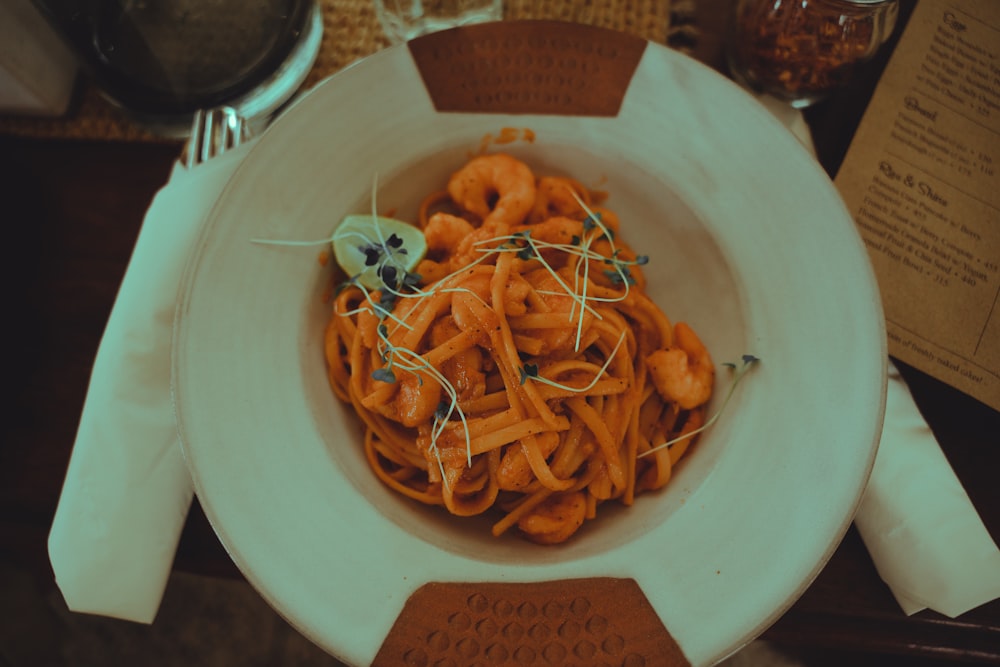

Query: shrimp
left=394, top=369, right=442, bottom=427
left=423, top=212, right=474, bottom=255
left=500, top=272, right=532, bottom=316
left=645, top=322, right=715, bottom=410
left=528, top=176, right=588, bottom=222
left=447, top=154, right=536, bottom=226
left=517, top=491, right=587, bottom=544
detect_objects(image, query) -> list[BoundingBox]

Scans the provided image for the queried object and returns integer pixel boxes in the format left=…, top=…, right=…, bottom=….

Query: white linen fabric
left=48, top=143, right=253, bottom=623
left=855, top=362, right=1000, bottom=617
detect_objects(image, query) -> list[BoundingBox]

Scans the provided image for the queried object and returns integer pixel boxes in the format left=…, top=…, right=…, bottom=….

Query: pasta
left=324, top=153, right=715, bottom=544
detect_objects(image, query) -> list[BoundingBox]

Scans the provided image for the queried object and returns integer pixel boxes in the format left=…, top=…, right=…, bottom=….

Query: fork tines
left=184, top=107, right=248, bottom=169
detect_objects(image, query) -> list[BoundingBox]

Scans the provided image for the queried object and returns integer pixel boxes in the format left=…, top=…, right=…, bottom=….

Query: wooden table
left=3, top=1, right=999, bottom=663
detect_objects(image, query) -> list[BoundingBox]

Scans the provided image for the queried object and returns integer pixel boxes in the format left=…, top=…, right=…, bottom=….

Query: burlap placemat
left=0, top=0, right=699, bottom=143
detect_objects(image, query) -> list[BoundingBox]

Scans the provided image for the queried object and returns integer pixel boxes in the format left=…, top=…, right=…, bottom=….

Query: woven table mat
left=0, top=0, right=703, bottom=143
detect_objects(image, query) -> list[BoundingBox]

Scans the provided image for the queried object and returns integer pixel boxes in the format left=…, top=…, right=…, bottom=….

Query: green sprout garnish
left=371, top=367, right=396, bottom=384
left=518, top=331, right=627, bottom=395
left=518, top=363, right=539, bottom=385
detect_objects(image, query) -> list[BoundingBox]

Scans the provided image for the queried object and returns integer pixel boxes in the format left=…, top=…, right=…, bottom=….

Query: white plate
left=173, top=22, right=886, bottom=667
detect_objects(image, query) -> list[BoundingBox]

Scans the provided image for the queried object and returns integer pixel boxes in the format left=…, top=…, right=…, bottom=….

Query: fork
left=183, top=106, right=250, bottom=169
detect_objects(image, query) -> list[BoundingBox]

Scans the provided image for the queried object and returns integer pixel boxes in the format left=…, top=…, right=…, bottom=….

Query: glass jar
left=727, top=0, right=899, bottom=108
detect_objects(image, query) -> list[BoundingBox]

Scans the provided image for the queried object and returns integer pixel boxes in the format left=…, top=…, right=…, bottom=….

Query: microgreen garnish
left=638, top=354, right=760, bottom=458
left=379, top=264, right=398, bottom=287
left=363, top=245, right=381, bottom=266
left=732, top=353, right=759, bottom=367
left=518, top=332, right=626, bottom=393
left=371, top=367, right=396, bottom=384
left=378, top=289, right=398, bottom=314
left=434, top=400, right=451, bottom=422
left=603, top=268, right=636, bottom=286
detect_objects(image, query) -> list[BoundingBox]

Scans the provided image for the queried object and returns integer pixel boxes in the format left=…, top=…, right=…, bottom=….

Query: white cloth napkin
left=48, top=142, right=254, bottom=624
left=855, top=362, right=1000, bottom=617
left=47, top=99, right=1000, bottom=624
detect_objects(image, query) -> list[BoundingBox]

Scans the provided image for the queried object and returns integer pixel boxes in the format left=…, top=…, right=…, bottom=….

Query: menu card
left=834, top=0, right=1000, bottom=411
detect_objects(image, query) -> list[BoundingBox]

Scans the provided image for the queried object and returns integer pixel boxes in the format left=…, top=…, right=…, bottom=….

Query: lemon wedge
left=331, top=214, right=427, bottom=290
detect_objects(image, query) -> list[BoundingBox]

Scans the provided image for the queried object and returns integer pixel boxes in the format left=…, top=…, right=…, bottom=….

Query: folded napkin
left=48, top=142, right=254, bottom=623
left=855, top=362, right=1000, bottom=617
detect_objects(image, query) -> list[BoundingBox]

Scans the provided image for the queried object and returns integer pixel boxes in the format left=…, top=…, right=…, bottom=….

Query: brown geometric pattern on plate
left=373, top=577, right=690, bottom=666
left=407, top=21, right=647, bottom=117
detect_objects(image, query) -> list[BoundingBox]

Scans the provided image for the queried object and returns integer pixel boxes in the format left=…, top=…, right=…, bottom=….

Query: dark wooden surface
left=3, top=1, right=999, bottom=662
